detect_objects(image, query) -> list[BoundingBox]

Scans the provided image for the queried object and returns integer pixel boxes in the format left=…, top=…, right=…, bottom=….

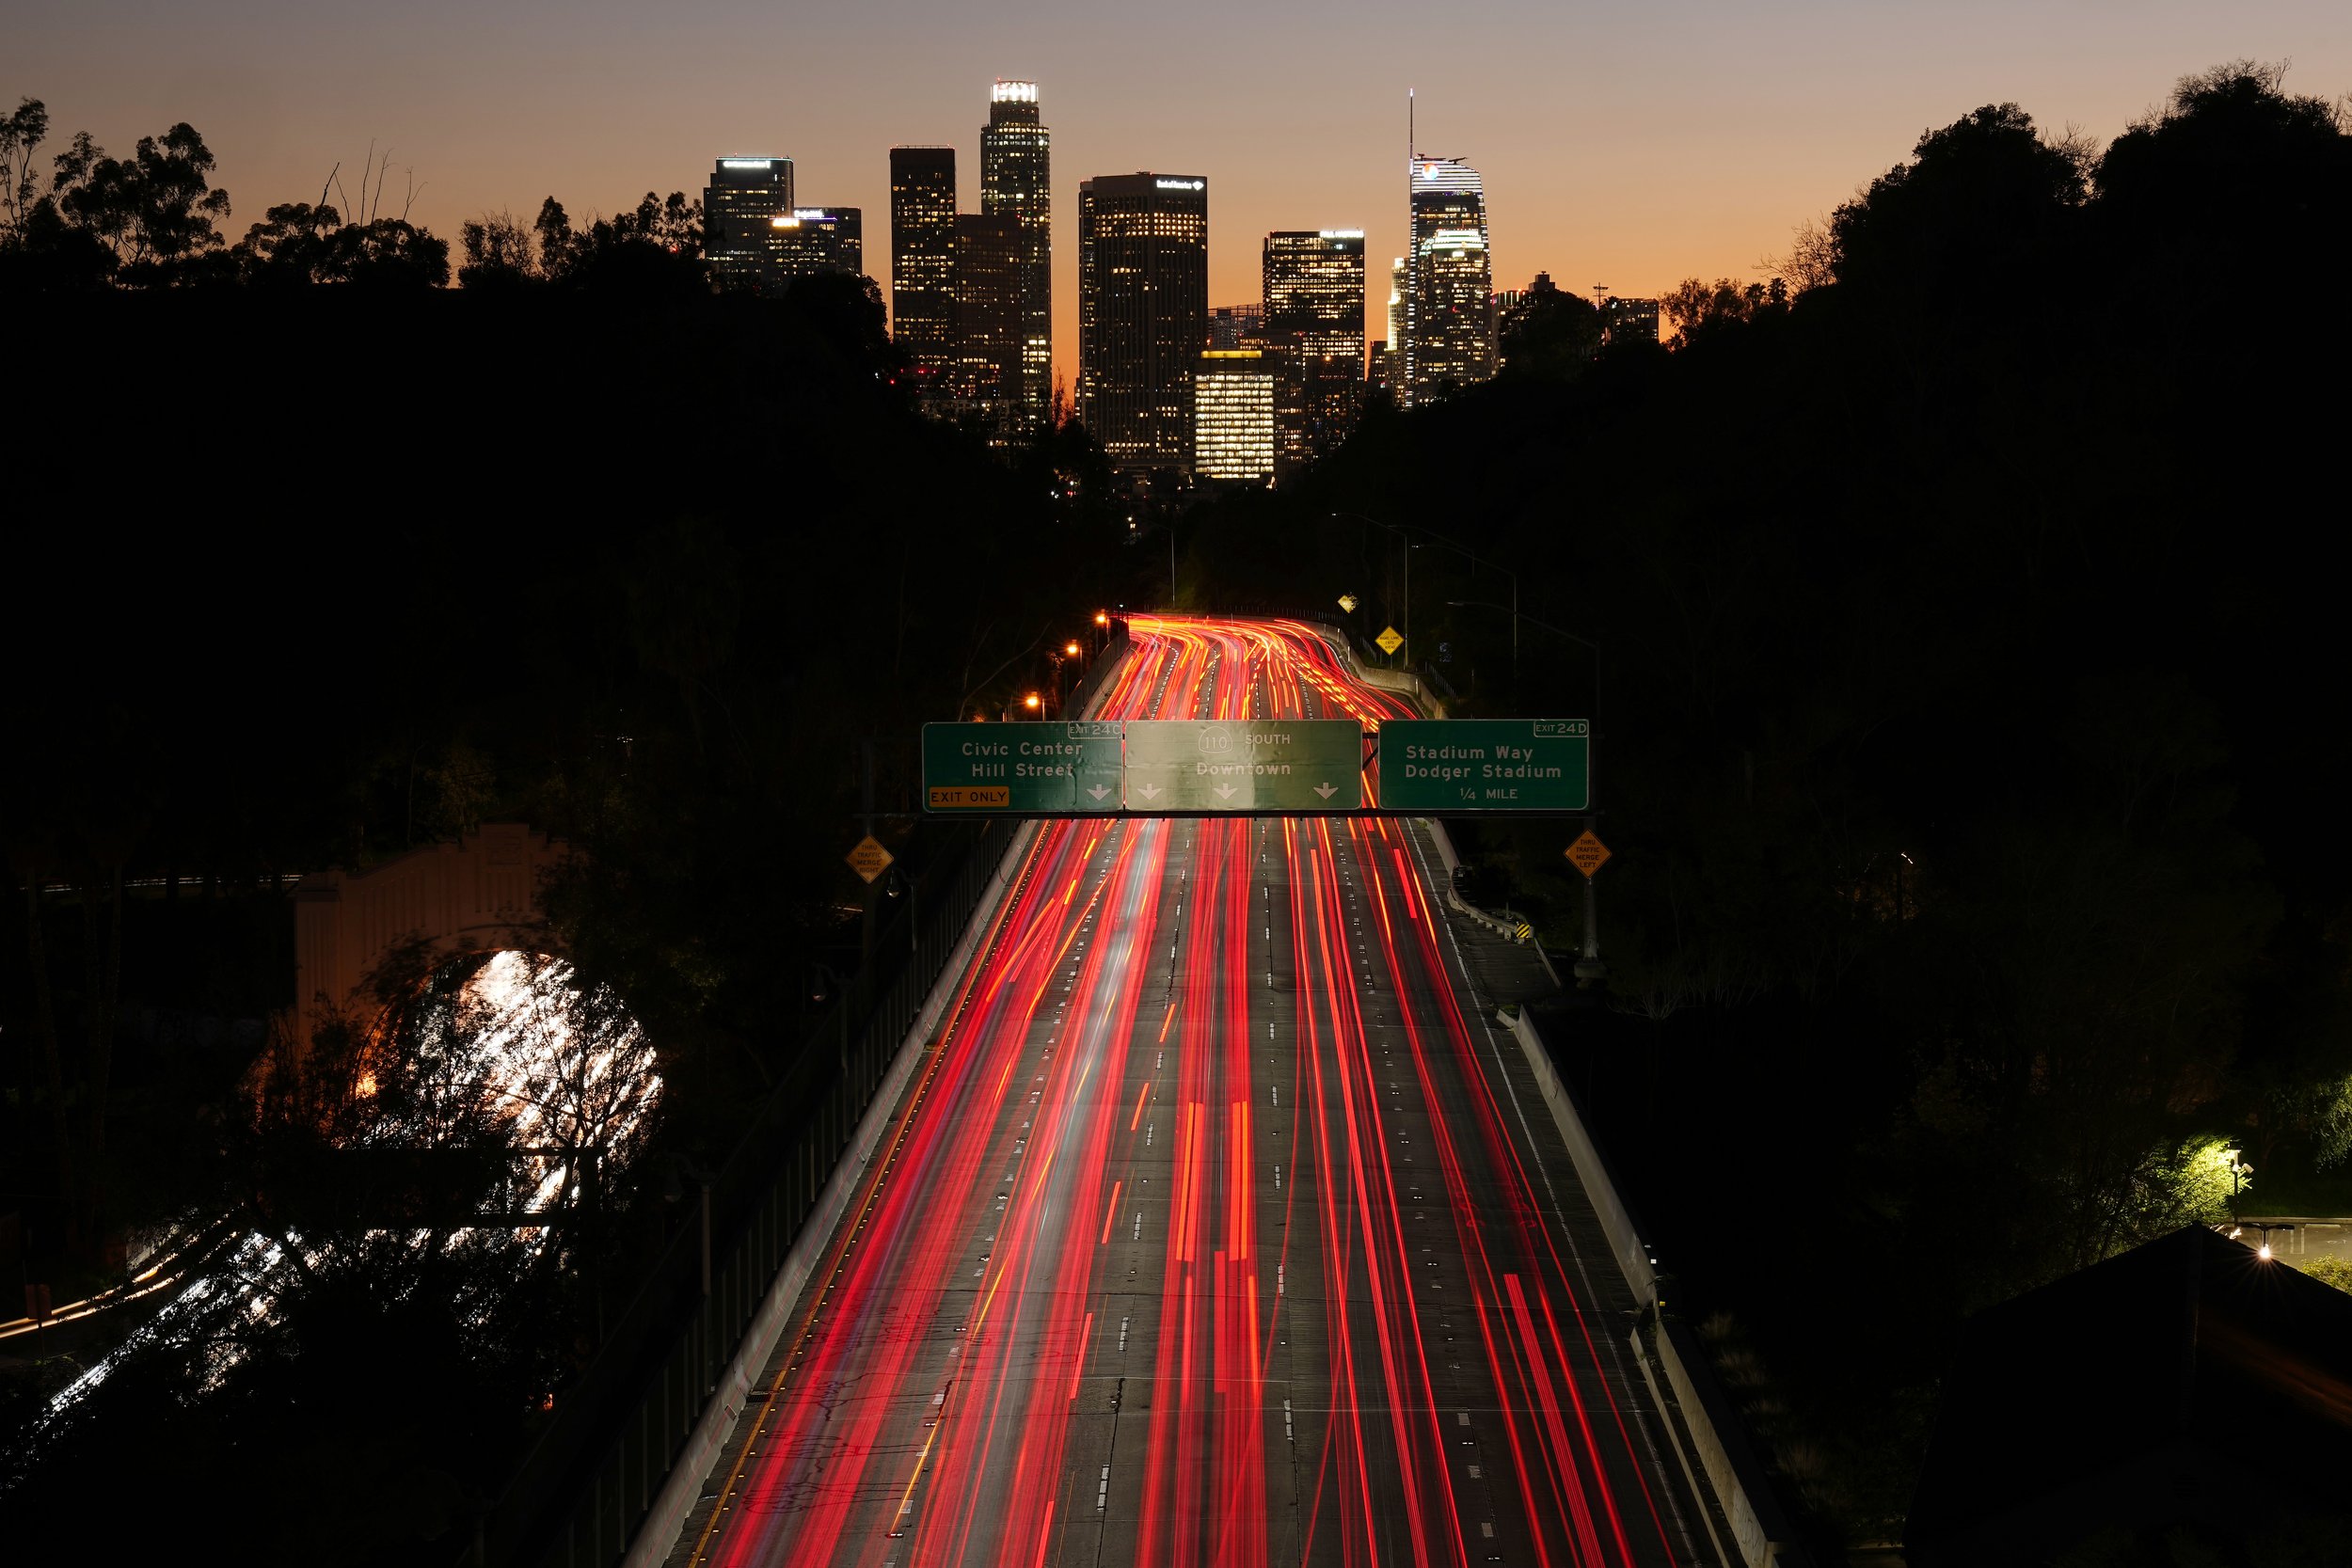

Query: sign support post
left=1577, top=844, right=1605, bottom=987
left=1565, top=826, right=1612, bottom=989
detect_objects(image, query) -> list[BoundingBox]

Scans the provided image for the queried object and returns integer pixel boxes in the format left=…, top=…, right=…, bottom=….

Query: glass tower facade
left=764, top=207, right=862, bottom=281
left=1077, top=172, right=1210, bottom=475
left=704, top=158, right=794, bottom=293
left=1193, top=351, right=1275, bottom=483
left=980, top=81, right=1052, bottom=433
left=889, top=147, right=958, bottom=402
left=1404, top=156, right=1495, bottom=404
left=1387, top=256, right=1406, bottom=355
left=953, top=211, right=1025, bottom=434
left=1263, top=230, right=1367, bottom=482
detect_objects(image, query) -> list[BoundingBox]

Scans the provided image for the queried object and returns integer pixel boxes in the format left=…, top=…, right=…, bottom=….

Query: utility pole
left=1332, top=511, right=1412, bottom=671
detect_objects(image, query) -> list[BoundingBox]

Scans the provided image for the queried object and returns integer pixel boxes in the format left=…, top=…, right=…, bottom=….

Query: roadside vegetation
left=0, top=107, right=1136, bottom=1558
left=1183, top=60, right=2352, bottom=1551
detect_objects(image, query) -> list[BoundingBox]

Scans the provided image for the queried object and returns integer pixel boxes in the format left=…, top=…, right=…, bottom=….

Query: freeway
left=672, top=617, right=1712, bottom=1568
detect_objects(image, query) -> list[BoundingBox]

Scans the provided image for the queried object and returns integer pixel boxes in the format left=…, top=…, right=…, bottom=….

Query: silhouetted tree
left=50, top=121, right=231, bottom=281
left=0, top=193, right=116, bottom=290
left=1660, top=274, right=1786, bottom=345
left=2095, top=60, right=2352, bottom=285
left=457, top=208, right=538, bottom=287
left=232, top=200, right=342, bottom=285
left=1497, top=274, right=1602, bottom=379
left=1826, top=102, right=2087, bottom=299
left=0, top=97, right=46, bottom=235
left=326, top=217, right=450, bottom=287
left=459, top=189, right=700, bottom=291
left=532, top=195, right=572, bottom=274
left=232, top=203, right=449, bottom=288
left=615, top=188, right=703, bottom=255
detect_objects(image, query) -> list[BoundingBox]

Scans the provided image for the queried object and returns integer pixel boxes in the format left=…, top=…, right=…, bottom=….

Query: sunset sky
left=15, top=0, right=2347, bottom=384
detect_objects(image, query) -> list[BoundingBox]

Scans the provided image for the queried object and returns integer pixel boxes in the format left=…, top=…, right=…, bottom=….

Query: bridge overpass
left=625, top=617, right=1759, bottom=1568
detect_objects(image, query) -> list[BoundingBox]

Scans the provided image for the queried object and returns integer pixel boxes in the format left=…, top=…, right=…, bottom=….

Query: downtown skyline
left=10, top=6, right=2352, bottom=1556
left=16, top=0, right=2344, bottom=396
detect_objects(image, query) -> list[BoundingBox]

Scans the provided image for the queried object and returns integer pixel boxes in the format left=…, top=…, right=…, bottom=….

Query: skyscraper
left=1387, top=256, right=1406, bottom=354
left=1369, top=255, right=1406, bottom=392
left=764, top=207, right=862, bottom=281
left=1263, top=230, right=1367, bottom=481
left=704, top=158, right=793, bottom=292
left=889, top=147, right=957, bottom=400
left=1077, top=173, right=1209, bottom=474
left=1193, top=351, right=1276, bottom=483
left=1206, top=304, right=1266, bottom=351
left=1600, top=294, right=1662, bottom=349
left=1405, top=155, right=1495, bottom=403
left=980, top=81, right=1052, bottom=431
left=953, top=211, right=1024, bottom=431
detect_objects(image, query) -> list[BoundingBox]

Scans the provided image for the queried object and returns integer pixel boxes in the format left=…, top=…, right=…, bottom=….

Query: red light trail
left=689, top=618, right=1697, bottom=1568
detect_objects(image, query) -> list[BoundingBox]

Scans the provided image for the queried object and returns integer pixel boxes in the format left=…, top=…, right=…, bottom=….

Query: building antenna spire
left=1408, top=87, right=1416, bottom=162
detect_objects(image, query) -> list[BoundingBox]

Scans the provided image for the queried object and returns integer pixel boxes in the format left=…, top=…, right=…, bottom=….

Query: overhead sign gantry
left=921, top=718, right=1589, bottom=816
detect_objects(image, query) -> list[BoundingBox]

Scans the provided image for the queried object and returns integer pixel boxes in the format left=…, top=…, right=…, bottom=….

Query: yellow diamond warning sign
left=1375, top=626, right=1405, bottom=656
left=845, top=835, right=894, bottom=884
left=1565, top=831, right=1612, bottom=878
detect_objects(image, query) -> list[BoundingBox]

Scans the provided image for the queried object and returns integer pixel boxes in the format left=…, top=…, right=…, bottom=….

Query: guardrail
left=469, top=631, right=1131, bottom=1568
left=1420, top=819, right=1561, bottom=984
left=1500, top=1006, right=1811, bottom=1568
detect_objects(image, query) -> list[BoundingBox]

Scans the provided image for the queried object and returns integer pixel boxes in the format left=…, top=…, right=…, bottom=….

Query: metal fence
left=466, top=824, right=1001, bottom=1568
left=465, top=626, right=1131, bottom=1568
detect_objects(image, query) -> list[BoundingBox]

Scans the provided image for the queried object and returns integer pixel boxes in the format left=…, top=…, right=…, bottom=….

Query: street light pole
left=1391, top=521, right=1519, bottom=680
left=1578, top=861, right=1603, bottom=987
left=1444, top=601, right=1597, bottom=735
left=1331, top=511, right=1415, bottom=673
left=665, top=1154, right=717, bottom=1297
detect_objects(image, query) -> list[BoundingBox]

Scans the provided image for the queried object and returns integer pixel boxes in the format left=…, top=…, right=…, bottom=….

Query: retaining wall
left=1502, top=1006, right=1810, bottom=1568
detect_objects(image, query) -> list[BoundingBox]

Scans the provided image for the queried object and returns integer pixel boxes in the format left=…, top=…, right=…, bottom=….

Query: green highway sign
left=1376, top=720, right=1591, bottom=813
left=922, top=721, right=1123, bottom=813
left=1120, top=720, right=1364, bottom=813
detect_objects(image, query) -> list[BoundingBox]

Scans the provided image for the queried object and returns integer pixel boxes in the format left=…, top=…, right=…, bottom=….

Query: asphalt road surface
left=671, top=617, right=1716, bottom=1568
